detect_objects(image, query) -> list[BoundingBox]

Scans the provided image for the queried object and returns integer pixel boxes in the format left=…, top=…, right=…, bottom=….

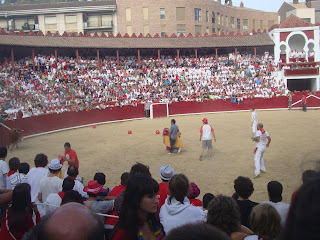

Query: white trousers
left=252, top=123, right=257, bottom=134
left=254, top=146, right=266, bottom=175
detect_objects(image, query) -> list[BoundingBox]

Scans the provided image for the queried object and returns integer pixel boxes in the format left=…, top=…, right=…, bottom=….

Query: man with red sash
left=252, top=123, right=271, bottom=178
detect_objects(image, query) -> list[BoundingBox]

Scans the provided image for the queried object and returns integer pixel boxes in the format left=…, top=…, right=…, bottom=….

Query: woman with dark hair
left=111, top=174, right=165, bottom=240
left=0, top=183, right=41, bottom=240
left=207, top=195, right=252, bottom=240
left=159, top=174, right=203, bottom=234
left=245, top=203, right=281, bottom=240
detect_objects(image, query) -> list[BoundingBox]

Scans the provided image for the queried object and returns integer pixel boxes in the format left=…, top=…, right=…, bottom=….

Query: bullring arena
left=3, top=108, right=320, bottom=203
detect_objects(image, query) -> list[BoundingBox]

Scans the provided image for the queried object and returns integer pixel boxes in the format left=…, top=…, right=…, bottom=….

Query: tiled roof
left=0, top=32, right=274, bottom=49
left=0, top=0, right=116, bottom=12
left=278, top=14, right=314, bottom=28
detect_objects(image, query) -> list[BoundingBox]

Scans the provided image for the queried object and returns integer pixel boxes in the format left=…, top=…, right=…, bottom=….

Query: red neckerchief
left=58, top=191, right=65, bottom=199
left=259, top=129, right=265, bottom=134
left=8, top=170, right=17, bottom=177
left=68, top=176, right=76, bottom=180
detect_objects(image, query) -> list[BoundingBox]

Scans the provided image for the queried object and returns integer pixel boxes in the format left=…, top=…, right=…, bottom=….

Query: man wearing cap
left=262, top=181, right=290, bottom=227
left=158, top=165, right=174, bottom=208
left=199, top=118, right=216, bottom=161
left=84, top=180, right=114, bottom=223
left=38, top=159, right=63, bottom=208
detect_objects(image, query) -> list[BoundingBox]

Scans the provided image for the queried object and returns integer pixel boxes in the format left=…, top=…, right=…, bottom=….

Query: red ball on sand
left=128, top=130, right=132, bottom=134
left=92, top=125, right=96, bottom=129
left=156, top=130, right=160, bottom=134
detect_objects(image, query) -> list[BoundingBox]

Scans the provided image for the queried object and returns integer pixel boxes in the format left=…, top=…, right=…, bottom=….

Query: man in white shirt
left=38, top=159, right=63, bottom=204
left=252, top=123, right=271, bottom=178
left=263, top=181, right=290, bottom=227
left=0, top=147, right=8, bottom=190
left=250, top=107, right=258, bottom=137
left=66, top=165, right=88, bottom=199
left=199, top=118, right=216, bottom=161
left=27, top=153, right=49, bottom=215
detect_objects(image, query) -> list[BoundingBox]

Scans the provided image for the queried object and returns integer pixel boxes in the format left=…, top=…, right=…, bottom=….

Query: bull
left=8, top=129, right=24, bottom=151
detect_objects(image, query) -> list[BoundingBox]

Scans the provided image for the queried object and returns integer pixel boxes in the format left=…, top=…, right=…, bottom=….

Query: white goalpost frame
left=150, top=103, right=169, bottom=119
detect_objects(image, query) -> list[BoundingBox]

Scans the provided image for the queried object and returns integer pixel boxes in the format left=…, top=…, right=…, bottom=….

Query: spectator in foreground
left=0, top=183, right=41, bottom=240
left=234, top=176, right=258, bottom=228
left=6, top=157, right=21, bottom=189
left=159, top=174, right=203, bottom=234
left=291, top=169, right=318, bottom=201
left=164, top=223, right=230, bottom=240
left=158, top=164, right=174, bottom=208
left=201, top=193, right=215, bottom=220
left=187, top=182, right=203, bottom=207
left=111, top=174, right=165, bottom=240
left=262, top=181, right=290, bottom=227
left=281, top=176, right=320, bottom=240
left=207, top=195, right=253, bottom=240
left=245, top=203, right=281, bottom=240
left=61, top=190, right=84, bottom=205
left=66, top=165, right=88, bottom=199
left=36, top=203, right=104, bottom=240
left=94, top=172, right=110, bottom=201
left=0, top=146, right=9, bottom=190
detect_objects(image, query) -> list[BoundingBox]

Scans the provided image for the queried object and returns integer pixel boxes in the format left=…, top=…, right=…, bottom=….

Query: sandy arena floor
left=6, top=109, right=320, bottom=203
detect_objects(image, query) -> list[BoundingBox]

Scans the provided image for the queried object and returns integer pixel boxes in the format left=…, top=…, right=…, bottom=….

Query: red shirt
left=302, top=96, right=307, bottom=104
left=157, top=182, right=169, bottom=209
left=189, top=198, right=203, bottom=207
left=64, top=149, right=79, bottom=168
left=104, top=185, right=126, bottom=226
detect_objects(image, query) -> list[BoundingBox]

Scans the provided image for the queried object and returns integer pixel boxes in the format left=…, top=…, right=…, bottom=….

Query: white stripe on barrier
left=0, top=122, right=11, bottom=130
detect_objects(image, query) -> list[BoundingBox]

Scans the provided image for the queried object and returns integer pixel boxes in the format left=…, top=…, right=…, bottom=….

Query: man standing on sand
left=252, top=123, right=271, bottom=178
left=199, top=118, right=216, bottom=161
left=143, top=98, right=152, bottom=119
left=169, top=119, right=181, bottom=155
left=301, top=94, right=307, bottom=112
left=62, top=142, right=79, bottom=178
left=250, top=108, right=258, bottom=137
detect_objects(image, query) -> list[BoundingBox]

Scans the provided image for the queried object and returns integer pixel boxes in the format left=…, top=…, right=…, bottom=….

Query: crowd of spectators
left=0, top=145, right=319, bottom=240
left=0, top=52, right=287, bottom=120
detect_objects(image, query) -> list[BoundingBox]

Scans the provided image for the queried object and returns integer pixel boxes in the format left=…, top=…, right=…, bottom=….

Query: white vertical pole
left=166, top=103, right=169, bottom=117
left=150, top=104, right=154, bottom=119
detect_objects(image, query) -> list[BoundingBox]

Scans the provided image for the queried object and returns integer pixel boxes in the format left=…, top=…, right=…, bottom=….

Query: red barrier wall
left=1, top=93, right=320, bottom=146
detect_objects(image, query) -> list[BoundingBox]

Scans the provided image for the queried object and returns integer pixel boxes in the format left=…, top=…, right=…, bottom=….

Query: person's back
left=0, top=147, right=8, bottom=190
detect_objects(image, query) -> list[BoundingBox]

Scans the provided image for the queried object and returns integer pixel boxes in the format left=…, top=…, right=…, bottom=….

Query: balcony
left=8, top=24, right=39, bottom=32
left=284, top=67, right=319, bottom=77
left=83, top=21, right=113, bottom=30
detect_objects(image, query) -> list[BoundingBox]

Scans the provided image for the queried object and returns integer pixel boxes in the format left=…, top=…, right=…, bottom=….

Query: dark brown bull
left=8, top=129, right=24, bottom=151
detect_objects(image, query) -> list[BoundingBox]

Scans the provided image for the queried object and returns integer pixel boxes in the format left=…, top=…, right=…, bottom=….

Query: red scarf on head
left=259, top=129, right=265, bottom=134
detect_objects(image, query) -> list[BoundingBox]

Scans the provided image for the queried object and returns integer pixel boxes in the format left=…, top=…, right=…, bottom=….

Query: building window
left=143, top=25, right=149, bottom=36
left=177, top=24, right=186, bottom=36
left=221, top=15, right=224, bottom=26
left=176, top=7, right=185, bottom=20
left=237, top=18, right=240, bottom=30
left=217, top=13, right=220, bottom=25
left=161, top=24, right=166, bottom=37
left=243, top=19, right=248, bottom=30
left=126, top=25, right=132, bottom=36
left=143, top=7, right=148, bottom=20
left=260, top=20, right=263, bottom=30
left=268, top=20, right=274, bottom=29
left=206, top=11, right=209, bottom=22
left=0, top=20, right=7, bottom=29
left=217, top=28, right=220, bottom=35
left=126, top=8, right=131, bottom=21
left=302, top=18, right=311, bottom=23
left=212, top=12, right=215, bottom=23
left=225, top=16, right=228, bottom=27
left=160, top=8, right=165, bottom=20
left=45, top=16, right=57, bottom=30
left=195, top=8, right=201, bottom=21
left=230, top=17, right=234, bottom=28
left=253, top=19, right=256, bottom=30
left=212, top=27, right=216, bottom=33
left=65, top=15, right=77, bottom=29
left=87, top=15, right=112, bottom=28
left=206, top=26, right=209, bottom=34
left=195, top=25, right=202, bottom=35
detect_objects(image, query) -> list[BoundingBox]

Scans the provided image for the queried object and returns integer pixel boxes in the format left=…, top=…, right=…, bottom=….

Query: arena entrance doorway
left=287, top=78, right=317, bottom=91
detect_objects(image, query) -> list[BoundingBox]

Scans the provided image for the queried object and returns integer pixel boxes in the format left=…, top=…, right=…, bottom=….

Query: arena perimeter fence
left=1, top=92, right=320, bottom=146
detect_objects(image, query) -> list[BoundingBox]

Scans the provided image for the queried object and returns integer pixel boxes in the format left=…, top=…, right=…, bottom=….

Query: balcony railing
left=8, top=24, right=39, bottom=32
left=279, top=62, right=319, bottom=70
left=84, top=21, right=113, bottom=29
left=284, top=67, right=319, bottom=76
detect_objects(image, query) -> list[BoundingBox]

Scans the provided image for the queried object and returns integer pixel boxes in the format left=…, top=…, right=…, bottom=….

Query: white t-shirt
left=262, top=201, right=290, bottom=227
left=45, top=193, right=62, bottom=216
left=27, top=167, right=49, bottom=202
left=6, top=172, right=28, bottom=190
left=255, top=130, right=270, bottom=148
left=0, top=160, right=9, bottom=189
left=200, top=124, right=214, bottom=141
left=251, top=111, right=258, bottom=124
left=39, top=176, right=63, bottom=203
left=72, top=178, right=88, bottom=199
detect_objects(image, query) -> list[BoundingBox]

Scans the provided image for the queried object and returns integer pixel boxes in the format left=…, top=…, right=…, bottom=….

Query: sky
left=231, top=0, right=305, bottom=12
